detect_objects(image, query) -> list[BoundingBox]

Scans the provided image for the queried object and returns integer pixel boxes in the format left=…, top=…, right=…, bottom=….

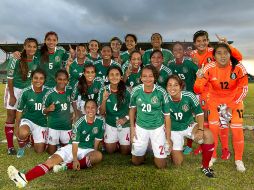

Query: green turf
left=0, top=84, right=253, bottom=190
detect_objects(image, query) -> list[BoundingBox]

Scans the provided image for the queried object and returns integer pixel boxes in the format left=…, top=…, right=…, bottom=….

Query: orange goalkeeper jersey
left=194, top=62, right=248, bottom=108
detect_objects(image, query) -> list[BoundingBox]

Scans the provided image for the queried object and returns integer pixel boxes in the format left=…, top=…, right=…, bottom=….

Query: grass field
left=0, top=84, right=253, bottom=190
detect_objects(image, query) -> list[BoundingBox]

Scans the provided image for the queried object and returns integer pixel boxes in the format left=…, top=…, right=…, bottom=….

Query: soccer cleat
left=235, top=160, right=246, bottom=172
left=17, top=148, right=25, bottom=158
left=221, top=148, right=231, bottom=160
left=209, top=157, right=217, bottom=167
left=183, top=146, right=193, bottom=155
left=7, top=147, right=17, bottom=155
left=193, top=146, right=202, bottom=155
left=201, top=167, right=215, bottom=178
left=7, top=165, right=28, bottom=188
left=53, top=163, right=67, bottom=173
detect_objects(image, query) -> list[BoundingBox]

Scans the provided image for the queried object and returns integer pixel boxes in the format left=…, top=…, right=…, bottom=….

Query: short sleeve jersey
left=120, top=50, right=130, bottom=64
left=157, top=65, right=172, bottom=89
left=68, top=58, right=93, bottom=88
left=142, top=48, right=174, bottom=66
left=37, top=46, right=69, bottom=87
left=98, top=85, right=131, bottom=128
left=17, top=86, right=49, bottom=127
left=42, top=86, right=73, bottom=130
left=71, top=115, right=104, bottom=149
left=168, top=91, right=203, bottom=131
left=87, top=53, right=101, bottom=63
left=7, top=57, right=39, bottom=89
left=167, top=58, right=198, bottom=92
left=72, top=77, right=104, bottom=102
left=130, top=84, right=170, bottom=130
left=94, top=60, right=121, bottom=83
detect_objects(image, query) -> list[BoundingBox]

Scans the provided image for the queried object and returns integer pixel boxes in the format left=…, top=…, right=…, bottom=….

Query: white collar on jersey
left=169, top=91, right=182, bottom=101
left=31, top=85, right=44, bottom=93
left=53, top=86, right=66, bottom=94
left=142, top=84, right=155, bottom=92
left=84, top=115, right=96, bottom=123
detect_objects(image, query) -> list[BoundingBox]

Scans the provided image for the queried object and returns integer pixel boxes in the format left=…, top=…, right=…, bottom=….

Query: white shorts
left=47, top=128, right=72, bottom=145
left=171, top=123, right=196, bottom=151
left=54, top=144, right=94, bottom=163
left=131, top=124, right=166, bottom=159
left=4, top=86, right=23, bottom=110
left=104, top=124, right=130, bottom=145
left=20, top=119, right=48, bottom=144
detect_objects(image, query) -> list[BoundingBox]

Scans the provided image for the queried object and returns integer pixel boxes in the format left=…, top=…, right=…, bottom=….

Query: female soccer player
left=42, top=69, right=75, bottom=155
left=87, top=39, right=101, bottom=62
left=72, top=63, right=104, bottom=114
left=94, top=45, right=121, bottom=83
left=130, top=65, right=171, bottom=169
left=150, top=50, right=172, bottom=89
left=120, top=34, right=138, bottom=64
left=16, top=69, right=48, bottom=158
left=142, top=33, right=174, bottom=66
left=8, top=99, right=104, bottom=188
left=67, top=43, right=93, bottom=89
left=4, top=37, right=39, bottom=155
left=98, top=66, right=131, bottom=155
left=166, top=75, right=214, bottom=177
left=122, top=50, right=142, bottom=88
left=168, top=42, right=198, bottom=92
left=194, top=43, right=248, bottom=172
left=110, top=37, right=122, bottom=63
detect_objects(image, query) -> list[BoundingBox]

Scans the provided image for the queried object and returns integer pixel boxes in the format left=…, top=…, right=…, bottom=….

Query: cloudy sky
left=0, top=0, right=254, bottom=72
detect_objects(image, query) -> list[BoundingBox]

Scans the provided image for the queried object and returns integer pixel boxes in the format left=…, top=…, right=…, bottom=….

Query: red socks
left=25, top=164, right=49, bottom=181
left=201, top=144, right=214, bottom=168
left=67, top=156, right=92, bottom=169
left=5, top=122, right=14, bottom=149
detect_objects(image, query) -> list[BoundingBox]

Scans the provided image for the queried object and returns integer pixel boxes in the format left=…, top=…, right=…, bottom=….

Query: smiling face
left=150, top=51, right=163, bottom=69
left=108, top=68, right=121, bottom=85
left=45, top=34, right=58, bottom=51
left=89, top=41, right=99, bottom=53
left=167, top=78, right=182, bottom=99
left=141, top=68, right=155, bottom=88
left=101, top=46, right=112, bottom=60
left=173, top=43, right=184, bottom=59
left=214, top=46, right=230, bottom=67
left=32, top=72, right=45, bottom=89
left=194, top=35, right=209, bottom=52
left=24, top=41, right=37, bottom=58
left=125, top=36, right=136, bottom=51
left=56, top=72, right=68, bottom=91
left=111, top=40, right=122, bottom=53
left=84, top=66, right=96, bottom=83
left=151, top=33, right=162, bottom=49
left=85, top=100, right=97, bottom=119
left=130, top=52, right=142, bottom=69
left=77, top=46, right=87, bottom=59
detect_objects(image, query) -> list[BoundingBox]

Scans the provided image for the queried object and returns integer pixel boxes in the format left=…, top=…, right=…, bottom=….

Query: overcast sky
left=0, top=0, right=254, bottom=61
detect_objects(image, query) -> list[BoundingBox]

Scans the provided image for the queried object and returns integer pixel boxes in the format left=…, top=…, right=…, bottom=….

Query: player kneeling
left=7, top=99, right=104, bottom=188
left=166, top=75, right=215, bottom=177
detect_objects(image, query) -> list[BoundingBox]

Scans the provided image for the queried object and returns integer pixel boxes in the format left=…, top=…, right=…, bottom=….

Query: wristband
left=125, top=116, right=130, bottom=120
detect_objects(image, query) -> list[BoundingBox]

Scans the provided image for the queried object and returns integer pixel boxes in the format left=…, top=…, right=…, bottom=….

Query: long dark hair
left=107, top=65, right=126, bottom=109
left=213, top=43, right=239, bottom=72
left=78, top=63, right=96, bottom=97
left=20, top=38, right=38, bottom=81
left=40, top=31, right=58, bottom=63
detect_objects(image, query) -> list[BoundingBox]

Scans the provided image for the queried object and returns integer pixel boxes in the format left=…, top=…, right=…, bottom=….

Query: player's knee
left=132, top=156, right=144, bottom=166
left=154, top=159, right=167, bottom=169
left=203, top=128, right=214, bottom=144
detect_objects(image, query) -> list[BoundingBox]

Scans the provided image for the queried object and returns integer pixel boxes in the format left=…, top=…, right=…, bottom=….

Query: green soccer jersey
left=167, top=58, right=198, bottom=92
left=71, top=115, right=104, bottom=149
left=42, top=86, right=73, bottom=130
left=37, top=46, right=69, bottom=87
left=73, top=77, right=104, bottom=102
left=120, top=50, right=130, bottom=64
left=87, top=53, right=101, bottom=63
left=17, top=86, right=49, bottom=127
left=122, top=62, right=141, bottom=88
left=7, top=57, right=39, bottom=89
left=69, top=58, right=93, bottom=88
left=98, top=85, right=130, bottom=128
left=94, top=60, right=121, bottom=83
left=168, top=91, right=203, bottom=131
left=142, top=48, right=174, bottom=66
left=130, top=84, right=170, bottom=130
left=157, top=65, right=172, bottom=89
